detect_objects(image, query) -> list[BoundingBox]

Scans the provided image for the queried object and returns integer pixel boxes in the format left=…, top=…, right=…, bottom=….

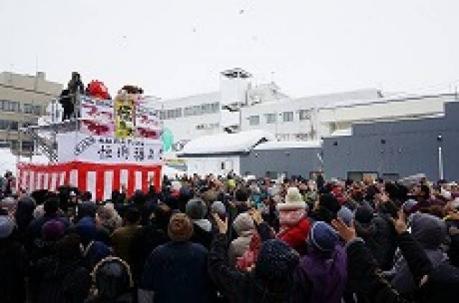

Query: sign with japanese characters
left=79, top=95, right=161, bottom=139
left=57, top=132, right=162, bottom=164
left=114, top=94, right=136, bottom=138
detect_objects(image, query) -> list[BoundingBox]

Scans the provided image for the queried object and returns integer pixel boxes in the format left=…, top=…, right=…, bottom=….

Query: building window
left=282, top=111, right=294, bottom=122
left=23, top=103, right=34, bottom=114
left=248, top=115, right=260, bottom=126
left=33, top=105, right=42, bottom=115
left=184, top=102, right=220, bottom=117
left=276, top=134, right=290, bottom=141
left=265, top=113, right=277, bottom=124
left=299, top=109, right=311, bottom=120
left=0, top=120, right=18, bottom=130
left=0, top=100, right=20, bottom=112
left=21, top=141, right=34, bottom=151
left=165, top=108, right=182, bottom=119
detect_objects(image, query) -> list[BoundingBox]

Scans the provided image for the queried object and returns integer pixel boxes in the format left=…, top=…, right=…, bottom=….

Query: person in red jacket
left=277, top=187, right=311, bottom=254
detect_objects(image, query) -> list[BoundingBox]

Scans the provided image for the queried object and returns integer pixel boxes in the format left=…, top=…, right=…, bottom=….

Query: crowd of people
left=1, top=170, right=459, bottom=302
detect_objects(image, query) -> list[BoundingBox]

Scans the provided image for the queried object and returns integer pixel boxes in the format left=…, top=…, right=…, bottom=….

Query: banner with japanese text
left=79, top=95, right=161, bottom=139
left=57, top=132, right=162, bottom=164
left=114, top=94, right=136, bottom=138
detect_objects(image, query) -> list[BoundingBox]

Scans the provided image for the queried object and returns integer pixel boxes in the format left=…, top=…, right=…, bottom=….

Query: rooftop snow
left=179, top=130, right=275, bottom=155
left=254, top=140, right=322, bottom=150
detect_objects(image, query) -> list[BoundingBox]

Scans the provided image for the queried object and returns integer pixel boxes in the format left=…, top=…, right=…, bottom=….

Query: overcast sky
left=1, top=0, right=459, bottom=99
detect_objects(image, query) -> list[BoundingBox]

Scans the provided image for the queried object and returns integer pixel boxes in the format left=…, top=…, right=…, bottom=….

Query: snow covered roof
left=328, top=128, right=352, bottom=137
left=179, top=130, right=275, bottom=156
left=254, top=140, right=322, bottom=151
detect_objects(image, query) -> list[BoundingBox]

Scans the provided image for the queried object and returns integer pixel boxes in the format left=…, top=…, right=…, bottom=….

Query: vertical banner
left=114, top=94, right=136, bottom=138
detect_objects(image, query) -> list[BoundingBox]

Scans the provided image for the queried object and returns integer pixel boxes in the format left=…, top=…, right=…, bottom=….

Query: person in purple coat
left=293, top=221, right=347, bottom=303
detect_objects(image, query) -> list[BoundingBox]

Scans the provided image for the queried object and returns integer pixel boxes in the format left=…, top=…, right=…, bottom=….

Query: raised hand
left=249, top=208, right=263, bottom=225
left=391, top=209, right=408, bottom=235
left=331, top=218, right=356, bottom=243
left=212, top=212, right=228, bottom=235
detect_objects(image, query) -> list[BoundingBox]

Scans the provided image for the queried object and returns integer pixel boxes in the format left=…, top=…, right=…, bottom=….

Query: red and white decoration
left=17, top=161, right=162, bottom=201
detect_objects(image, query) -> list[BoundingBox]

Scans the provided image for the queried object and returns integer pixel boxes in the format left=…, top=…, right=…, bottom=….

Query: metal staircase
left=22, top=127, right=58, bottom=162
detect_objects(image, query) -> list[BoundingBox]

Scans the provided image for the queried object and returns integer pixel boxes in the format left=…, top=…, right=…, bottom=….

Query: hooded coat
left=391, top=213, right=458, bottom=298
left=294, top=245, right=347, bottom=303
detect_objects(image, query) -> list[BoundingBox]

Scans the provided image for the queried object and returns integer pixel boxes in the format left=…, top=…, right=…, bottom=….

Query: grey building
left=323, top=102, right=459, bottom=181
left=240, top=141, right=322, bottom=179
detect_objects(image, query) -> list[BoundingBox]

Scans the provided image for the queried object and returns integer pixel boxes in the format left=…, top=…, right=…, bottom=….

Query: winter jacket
left=371, top=213, right=398, bottom=270
left=391, top=213, right=459, bottom=300
left=140, top=241, right=214, bottom=303
left=0, top=236, right=28, bottom=303
left=33, top=256, right=91, bottom=303
left=209, top=233, right=295, bottom=303
left=345, top=236, right=412, bottom=303
left=293, top=245, right=347, bottom=303
left=346, top=231, right=444, bottom=303
left=229, top=230, right=254, bottom=267
left=278, top=217, right=311, bottom=255
left=190, top=219, right=213, bottom=249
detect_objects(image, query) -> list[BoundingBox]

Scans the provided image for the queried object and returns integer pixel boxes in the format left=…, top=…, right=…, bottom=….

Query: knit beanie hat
left=186, top=198, right=208, bottom=220
left=168, top=213, right=193, bottom=242
left=41, top=219, right=66, bottom=241
left=75, top=216, right=97, bottom=244
left=0, top=215, right=15, bottom=239
left=309, top=221, right=339, bottom=252
left=337, top=206, right=354, bottom=227
left=227, top=179, right=236, bottom=190
left=255, top=239, right=299, bottom=283
left=232, top=213, right=255, bottom=236
left=210, top=201, right=226, bottom=217
left=277, top=187, right=306, bottom=211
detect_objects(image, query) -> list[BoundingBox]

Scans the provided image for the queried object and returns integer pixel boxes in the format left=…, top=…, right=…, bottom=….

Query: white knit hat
left=277, top=187, right=306, bottom=211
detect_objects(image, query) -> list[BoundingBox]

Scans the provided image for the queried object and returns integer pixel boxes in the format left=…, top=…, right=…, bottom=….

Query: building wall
left=185, top=156, right=241, bottom=176
left=0, top=72, right=62, bottom=155
left=323, top=102, right=459, bottom=181
left=240, top=97, right=316, bottom=141
left=149, top=92, right=222, bottom=147
left=239, top=147, right=322, bottom=179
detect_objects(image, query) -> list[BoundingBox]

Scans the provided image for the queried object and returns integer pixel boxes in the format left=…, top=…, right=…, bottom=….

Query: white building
left=149, top=68, right=457, bottom=150
left=178, top=130, right=275, bottom=176
left=149, top=68, right=287, bottom=150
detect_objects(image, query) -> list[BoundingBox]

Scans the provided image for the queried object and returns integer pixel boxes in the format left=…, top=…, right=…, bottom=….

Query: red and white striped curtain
left=17, top=161, right=162, bottom=201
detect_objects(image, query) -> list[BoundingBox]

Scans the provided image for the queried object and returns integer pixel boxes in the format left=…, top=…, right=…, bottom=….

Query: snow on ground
left=0, top=148, right=50, bottom=174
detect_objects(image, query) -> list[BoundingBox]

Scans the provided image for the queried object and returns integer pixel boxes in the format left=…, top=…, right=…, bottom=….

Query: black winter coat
left=0, top=237, right=28, bottom=303
left=346, top=231, right=459, bottom=303
left=208, top=223, right=291, bottom=303
left=32, top=256, right=91, bottom=303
